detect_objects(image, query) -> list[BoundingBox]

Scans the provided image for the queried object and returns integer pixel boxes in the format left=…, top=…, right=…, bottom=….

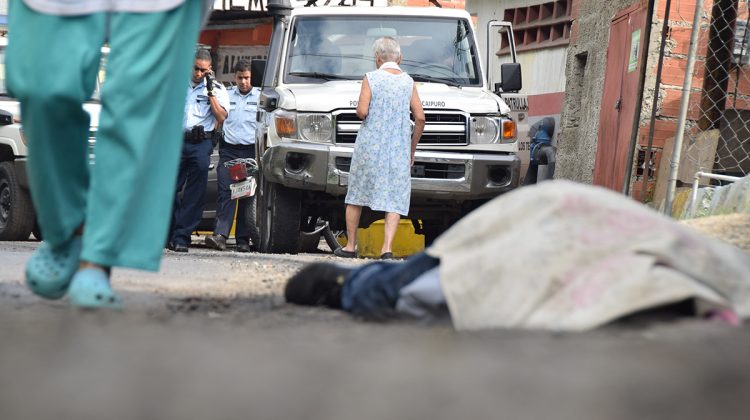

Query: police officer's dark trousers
left=214, top=142, right=255, bottom=246
left=171, top=138, right=213, bottom=247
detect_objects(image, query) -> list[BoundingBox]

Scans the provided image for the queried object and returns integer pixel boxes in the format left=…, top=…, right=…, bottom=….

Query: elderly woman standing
left=334, top=37, right=425, bottom=260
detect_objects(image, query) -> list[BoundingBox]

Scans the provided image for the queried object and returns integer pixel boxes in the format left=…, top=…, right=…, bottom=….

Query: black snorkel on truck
left=252, top=0, right=293, bottom=113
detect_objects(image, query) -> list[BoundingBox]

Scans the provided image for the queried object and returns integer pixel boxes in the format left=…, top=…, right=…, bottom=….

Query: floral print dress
left=345, top=69, right=414, bottom=216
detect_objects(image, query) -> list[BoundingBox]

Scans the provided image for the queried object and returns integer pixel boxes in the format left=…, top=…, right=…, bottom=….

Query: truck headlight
left=470, top=116, right=516, bottom=144
left=470, top=116, right=499, bottom=144
left=298, top=113, right=333, bottom=143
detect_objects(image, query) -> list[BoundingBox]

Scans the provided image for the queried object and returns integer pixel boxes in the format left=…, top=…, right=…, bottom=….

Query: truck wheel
left=0, top=161, right=35, bottom=241
left=244, top=195, right=260, bottom=250
left=257, top=177, right=302, bottom=254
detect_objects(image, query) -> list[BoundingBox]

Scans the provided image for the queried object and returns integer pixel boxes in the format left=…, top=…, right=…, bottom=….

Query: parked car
left=0, top=36, right=102, bottom=240
left=0, top=34, right=241, bottom=242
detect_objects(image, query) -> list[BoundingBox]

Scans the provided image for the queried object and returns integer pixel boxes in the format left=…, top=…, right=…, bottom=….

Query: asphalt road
left=1, top=239, right=749, bottom=420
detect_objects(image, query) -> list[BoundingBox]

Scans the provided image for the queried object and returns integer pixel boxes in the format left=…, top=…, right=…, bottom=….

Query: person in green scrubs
left=6, top=0, right=209, bottom=308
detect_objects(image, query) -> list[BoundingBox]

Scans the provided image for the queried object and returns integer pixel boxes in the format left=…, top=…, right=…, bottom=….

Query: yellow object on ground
left=356, top=219, right=425, bottom=258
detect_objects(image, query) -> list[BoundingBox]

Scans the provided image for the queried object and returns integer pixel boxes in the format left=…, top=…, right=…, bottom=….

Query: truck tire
left=257, top=177, right=302, bottom=254
left=0, top=161, right=35, bottom=241
left=244, top=195, right=260, bottom=250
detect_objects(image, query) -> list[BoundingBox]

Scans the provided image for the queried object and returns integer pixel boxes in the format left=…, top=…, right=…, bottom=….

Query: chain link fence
left=664, top=0, right=750, bottom=213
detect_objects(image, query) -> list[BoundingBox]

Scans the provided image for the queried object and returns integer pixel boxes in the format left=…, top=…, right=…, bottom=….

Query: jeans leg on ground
left=341, top=252, right=440, bottom=320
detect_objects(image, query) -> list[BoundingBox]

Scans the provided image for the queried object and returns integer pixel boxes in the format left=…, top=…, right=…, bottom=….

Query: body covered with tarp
left=427, top=181, right=750, bottom=331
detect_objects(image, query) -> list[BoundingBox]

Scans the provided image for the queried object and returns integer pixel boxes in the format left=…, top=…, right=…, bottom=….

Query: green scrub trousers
left=6, top=0, right=204, bottom=271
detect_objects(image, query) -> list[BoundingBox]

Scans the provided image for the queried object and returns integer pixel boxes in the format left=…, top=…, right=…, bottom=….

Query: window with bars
left=498, top=0, right=572, bottom=55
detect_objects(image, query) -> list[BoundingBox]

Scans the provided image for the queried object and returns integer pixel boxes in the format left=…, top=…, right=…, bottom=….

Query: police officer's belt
left=184, top=129, right=217, bottom=143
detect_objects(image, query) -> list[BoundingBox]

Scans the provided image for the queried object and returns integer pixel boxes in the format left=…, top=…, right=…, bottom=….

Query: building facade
left=557, top=0, right=750, bottom=205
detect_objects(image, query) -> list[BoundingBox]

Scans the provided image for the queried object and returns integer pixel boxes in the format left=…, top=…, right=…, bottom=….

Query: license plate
left=230, top=177, right=256, bottom=200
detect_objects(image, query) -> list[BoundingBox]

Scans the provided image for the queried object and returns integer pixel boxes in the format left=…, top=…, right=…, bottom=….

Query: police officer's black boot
left=236, top=242, right=252, bottom=253
left=205, top=234, right=227, bottom=251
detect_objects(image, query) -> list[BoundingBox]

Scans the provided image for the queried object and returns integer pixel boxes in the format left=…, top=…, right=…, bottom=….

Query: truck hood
left=281, top=81, right=509, bottom=115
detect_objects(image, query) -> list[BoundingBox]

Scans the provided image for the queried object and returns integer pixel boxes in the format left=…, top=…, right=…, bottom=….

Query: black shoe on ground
left=284, top=262, right=354, bottom=309
left=173, top=243, right=189, bottom=253
left=333, top=247, right=356, bottom=258
left=236, top=243, right=252, bottom=253
left=166, top=242, right=175, bottom=251
left=205, top=234, right=227, bottom=251
left=380, top=252, right=394, bottom=260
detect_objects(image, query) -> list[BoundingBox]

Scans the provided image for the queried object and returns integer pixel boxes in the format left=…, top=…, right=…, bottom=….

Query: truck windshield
left=284, top=16, right=481, bottom=87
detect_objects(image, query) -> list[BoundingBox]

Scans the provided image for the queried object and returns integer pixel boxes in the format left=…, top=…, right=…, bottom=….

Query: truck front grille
left=335, top=157, right=465, bottom=180
left=334, top=110, right=469, bottom=145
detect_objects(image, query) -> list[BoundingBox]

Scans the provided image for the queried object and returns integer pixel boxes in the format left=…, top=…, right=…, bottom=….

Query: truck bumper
left=262, top=142, right=521, bottom=200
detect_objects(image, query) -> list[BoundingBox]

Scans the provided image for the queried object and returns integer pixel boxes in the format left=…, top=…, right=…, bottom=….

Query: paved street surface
left=1, top=237, right=749, bottom=420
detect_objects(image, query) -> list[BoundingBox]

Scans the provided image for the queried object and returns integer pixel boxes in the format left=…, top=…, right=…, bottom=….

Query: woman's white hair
left=372, top=37, right=401, bottom=62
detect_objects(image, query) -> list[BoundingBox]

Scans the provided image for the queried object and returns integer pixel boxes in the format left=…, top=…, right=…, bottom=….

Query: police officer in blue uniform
left=204, top=60, right=260, bottom=252
left=169, top=49, right=229, bottom=253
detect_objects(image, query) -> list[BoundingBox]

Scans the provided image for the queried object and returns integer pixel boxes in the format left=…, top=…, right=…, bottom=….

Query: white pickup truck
left=0, top=36, right=101, bottom=240
left=250, top=0, right=525, bottom=253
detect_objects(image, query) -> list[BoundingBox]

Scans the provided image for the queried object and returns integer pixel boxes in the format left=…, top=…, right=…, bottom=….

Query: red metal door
left=593, top=6, right=647, bottom=190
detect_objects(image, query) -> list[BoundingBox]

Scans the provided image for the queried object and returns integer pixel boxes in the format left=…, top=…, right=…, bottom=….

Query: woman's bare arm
left=409, top=84, right=425, bottom=166
left=356, top=76, right=372, bottom=120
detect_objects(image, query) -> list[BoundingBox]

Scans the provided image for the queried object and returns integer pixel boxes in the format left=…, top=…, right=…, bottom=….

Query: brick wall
left=558, top=0, right=747, bottom=202
left=634, top=0, right=749, bottom=202
left=639, top=1, right=713, bottom=151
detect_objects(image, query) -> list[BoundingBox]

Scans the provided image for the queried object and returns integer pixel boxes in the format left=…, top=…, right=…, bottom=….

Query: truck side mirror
left=498, top=63, right=522, bottom=93
left=0, top=110, right=13, bottom=126
left=259, top=88, right=280, bottom=112
left=251, top=59, right=266, bottom=88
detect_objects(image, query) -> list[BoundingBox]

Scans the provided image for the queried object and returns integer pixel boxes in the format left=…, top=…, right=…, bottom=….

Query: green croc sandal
left=25, top=237, right=83, bottom=300
left=68, top=268, right=122, bottom=309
